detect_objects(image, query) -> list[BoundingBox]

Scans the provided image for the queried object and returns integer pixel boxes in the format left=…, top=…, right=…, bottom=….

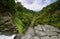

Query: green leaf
left=14, top=17, right=24, bottom=33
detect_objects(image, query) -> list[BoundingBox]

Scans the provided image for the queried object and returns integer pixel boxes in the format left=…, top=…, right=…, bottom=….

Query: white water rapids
left=0, top=35, right=16, bottom=39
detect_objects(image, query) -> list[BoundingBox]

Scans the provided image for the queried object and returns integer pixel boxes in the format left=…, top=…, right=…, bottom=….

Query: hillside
left=14, top=0, right=60, bottom=33
left=0, top=0, right=60, bottom=34
left=15, top=0, right=60, bottom=29
left=34, top=0, right=60, bottom=29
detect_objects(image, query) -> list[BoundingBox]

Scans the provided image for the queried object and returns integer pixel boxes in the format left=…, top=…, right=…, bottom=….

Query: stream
left=0, top=35, right=16, bottom=39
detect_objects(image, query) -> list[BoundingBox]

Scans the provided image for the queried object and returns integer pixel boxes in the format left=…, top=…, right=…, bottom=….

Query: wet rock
left=0, top=35, right=16, bottom=39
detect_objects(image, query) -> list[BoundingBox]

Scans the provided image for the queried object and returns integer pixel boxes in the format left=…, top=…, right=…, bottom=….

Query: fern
left=14, top=17, right=24, bottom=33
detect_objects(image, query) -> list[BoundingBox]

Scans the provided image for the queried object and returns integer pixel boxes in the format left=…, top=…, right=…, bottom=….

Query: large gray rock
left=58, top=34, right=60, bottom=39
left=46, top=31, right=57, bottom=36
left=41, top=36, right=50, bottom=39
left=20, top=25, right=60, bottom=39
left=34, top=25, right=43, bottom=31
left=35, top=30, right=47, bottom=36
left=25, top=27, right=35, bottom=36
left=21, top=34, right=33, bottom=39
left=21, top=27, right=35, bottom=39
left=0, top=25, right=60, bottom=39
left=34, top=36, right=40, bottom=39
left=50, top=36, right=57, bottom=39
left=42, top=25, right=60, bottom=32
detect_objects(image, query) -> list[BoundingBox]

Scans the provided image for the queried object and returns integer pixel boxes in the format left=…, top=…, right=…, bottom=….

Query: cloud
left=17, top=0, right=57, bottom=11
left=26, top=0, right=35, bottom=4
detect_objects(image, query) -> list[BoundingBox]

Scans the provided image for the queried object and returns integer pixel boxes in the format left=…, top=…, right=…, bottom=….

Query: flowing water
left=0, top=35, right=16, bottom=39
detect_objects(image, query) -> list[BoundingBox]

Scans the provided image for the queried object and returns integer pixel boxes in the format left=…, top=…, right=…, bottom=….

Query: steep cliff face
left=0, top=12, right=18, bottom=35
left=0, top=0, right=18, bottom=35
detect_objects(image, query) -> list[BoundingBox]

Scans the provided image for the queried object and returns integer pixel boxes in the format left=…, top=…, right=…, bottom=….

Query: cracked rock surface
left=0, top=13, right=18, bottom=35
left=20, top=25, right=60, bottom=39
left=0, top=25, right=60, bottom=39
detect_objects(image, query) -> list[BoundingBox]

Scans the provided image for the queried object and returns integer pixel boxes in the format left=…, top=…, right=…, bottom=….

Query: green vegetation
left=0, top=0, right=15, bottom=13
left=0, top=0, right=60, bottom=33
left=14, top=17, right=24, bottom=33
left=34, top=1, right=60, bottom=28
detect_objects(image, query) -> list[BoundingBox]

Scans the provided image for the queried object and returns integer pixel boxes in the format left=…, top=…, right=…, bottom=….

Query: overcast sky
left=15, top=0, right=57, bottom=11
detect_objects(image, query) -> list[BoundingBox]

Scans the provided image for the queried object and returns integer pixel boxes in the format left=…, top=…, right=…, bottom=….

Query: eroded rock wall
left=21, top=25, right=60, bottom=39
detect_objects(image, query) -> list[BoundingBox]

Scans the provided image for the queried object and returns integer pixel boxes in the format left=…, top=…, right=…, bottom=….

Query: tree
left=0, top=0, right=16, bottom=13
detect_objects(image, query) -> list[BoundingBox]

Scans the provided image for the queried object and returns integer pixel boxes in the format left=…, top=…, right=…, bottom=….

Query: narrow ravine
left=0, top=25, right=60, bottom=39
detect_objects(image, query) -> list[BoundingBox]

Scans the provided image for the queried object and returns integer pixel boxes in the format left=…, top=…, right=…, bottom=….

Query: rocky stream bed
left=0, top=25, right=60, bottom=39
left=0, top=13, right=60, bottom=39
